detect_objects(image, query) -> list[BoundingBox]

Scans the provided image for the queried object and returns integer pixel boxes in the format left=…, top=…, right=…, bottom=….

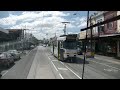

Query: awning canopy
left=100, top=33, right=120, bottom=37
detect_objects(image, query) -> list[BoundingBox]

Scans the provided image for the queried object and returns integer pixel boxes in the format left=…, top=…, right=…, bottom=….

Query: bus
left=51, top=34, right=78, bottom=62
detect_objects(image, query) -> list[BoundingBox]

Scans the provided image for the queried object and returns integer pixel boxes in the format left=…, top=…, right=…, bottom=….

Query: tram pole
left=82, top=11, right=89, bottom=79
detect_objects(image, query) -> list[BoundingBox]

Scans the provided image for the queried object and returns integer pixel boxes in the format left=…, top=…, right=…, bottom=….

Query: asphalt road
left=46, top=47, right=120, bottom=79
left=27, top=46, right=81, bottom=79
left=1, top=45, right=120, bottom=79
left=77, top=55, right=120, bottom=79
left=0, top=48, right=37, bottom=79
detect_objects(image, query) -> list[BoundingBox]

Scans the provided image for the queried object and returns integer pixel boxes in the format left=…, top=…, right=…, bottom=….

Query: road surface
left=1, top=45, right=120, bottom=79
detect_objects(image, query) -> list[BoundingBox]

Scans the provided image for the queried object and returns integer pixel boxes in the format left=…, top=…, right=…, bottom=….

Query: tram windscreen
left=63, top=41, right=77, bottom=49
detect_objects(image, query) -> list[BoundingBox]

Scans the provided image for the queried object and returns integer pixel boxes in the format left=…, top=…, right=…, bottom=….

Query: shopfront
left=96, top=35, right=120, bottom=57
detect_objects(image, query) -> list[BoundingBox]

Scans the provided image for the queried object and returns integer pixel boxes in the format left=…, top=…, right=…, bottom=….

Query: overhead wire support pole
left=90, top=16, right=93, bottom=56
left=82, top=11, right=89, bottom=79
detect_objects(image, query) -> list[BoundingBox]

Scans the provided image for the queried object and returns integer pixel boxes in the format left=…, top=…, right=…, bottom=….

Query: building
left=0, top=27, right=9, bottom=42
left=78, top=11, right=120, bottom=57
left=6, top=29, right=23, bottom=41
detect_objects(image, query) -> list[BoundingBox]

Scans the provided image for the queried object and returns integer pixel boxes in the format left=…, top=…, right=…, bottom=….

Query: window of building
left=97, top=19, right=103, bottom=33
left=107, top=22, right=113, bottom=29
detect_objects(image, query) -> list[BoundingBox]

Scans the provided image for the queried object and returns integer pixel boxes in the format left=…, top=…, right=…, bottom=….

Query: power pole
left=82, top=11, right=89, bottom=79
left=90, top=16, right=93, bottom=54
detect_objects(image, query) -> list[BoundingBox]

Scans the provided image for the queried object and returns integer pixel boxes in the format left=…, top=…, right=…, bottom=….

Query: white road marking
left=104, top=68, right=118, bottom=72
left=89, top=60, right=120, bottom=71
left=47, top=55, right=64, bottom=79
left=51, top=61, right=58, bottom=72
left=60, top=61, right=64, bottom=65
left=48, top=57, right=51, bottom=61
left=60, top=61, right=82, bottom=79
left=2, top=71, right=8, bottom=77
left=59, top=73, right=64, bottom=79
left=47, top=54, right=58, bottom=71
left=58, top=68, right=68, bottom=70
left=65, top=65, right=82, bottom=79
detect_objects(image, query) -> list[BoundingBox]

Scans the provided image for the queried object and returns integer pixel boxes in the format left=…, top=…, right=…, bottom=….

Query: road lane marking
left=89, top=60, right=120, bottom=71
left=104, top=68, right=118, bottom=72
left=59, top=73, right=64, bottom=79
left=58, top=68, right=68, bottom=70
left=48, top=57, right=51, bottom=61
left=51, top=61, right=58, bottom=72
left=47, top=54, right=58, bottom=71
left=65, top=65, right=82, bottom=79
left=60, top=61, right=64, bottom=65
left=47, top=55, right=65, bottom=79
left=2, top=71, right=8, bottom=77
left=60, top=61, right=82, bottom=79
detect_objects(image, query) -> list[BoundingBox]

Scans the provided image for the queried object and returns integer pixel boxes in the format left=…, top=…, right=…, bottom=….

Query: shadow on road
left=64, top=57, right=89, bottom=64
left=0, top=63, right=15, bottom=74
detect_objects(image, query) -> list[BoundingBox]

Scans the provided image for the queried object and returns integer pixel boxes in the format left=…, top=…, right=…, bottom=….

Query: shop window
left=107, top=22, right=113, bottom=29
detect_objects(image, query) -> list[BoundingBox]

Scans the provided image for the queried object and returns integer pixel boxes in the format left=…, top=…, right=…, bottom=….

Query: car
left=7, top=50, right=21, bottom=60
left=0, top=52, right=14, bottom=68
left=43, top=45, right=46, bottom=47
left=30, top=45, right=35, bottom=49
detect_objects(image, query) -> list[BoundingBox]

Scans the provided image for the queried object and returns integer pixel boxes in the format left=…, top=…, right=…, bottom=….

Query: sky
left=0, top=11, right=95, bottom=40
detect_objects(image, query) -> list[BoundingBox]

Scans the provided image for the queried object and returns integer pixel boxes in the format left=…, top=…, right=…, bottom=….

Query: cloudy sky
left=0, top=11, right=95, bottom=40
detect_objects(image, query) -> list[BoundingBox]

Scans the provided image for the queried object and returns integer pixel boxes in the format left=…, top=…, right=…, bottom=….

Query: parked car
left=30, top=45, right=35, bottom=49
left=7, top=50, right=21, bottom=60
left=43, top=44, right=46, bottom=47
left=0, top=52, right=14, bottom=68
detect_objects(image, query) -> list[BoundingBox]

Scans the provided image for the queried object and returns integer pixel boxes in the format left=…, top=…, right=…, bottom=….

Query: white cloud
left=0, top=11, right=87, bottom=40
left=71, top=16, right=87, bottom=28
